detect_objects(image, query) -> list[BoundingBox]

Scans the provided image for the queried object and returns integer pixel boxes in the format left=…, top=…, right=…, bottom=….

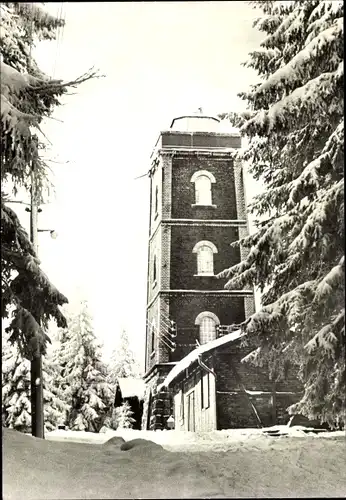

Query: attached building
left=160, top=331, right=303, bottom=432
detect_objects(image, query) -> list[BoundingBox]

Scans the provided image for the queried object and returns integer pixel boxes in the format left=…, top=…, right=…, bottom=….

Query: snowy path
left=3, top=428, right=346, bottom=499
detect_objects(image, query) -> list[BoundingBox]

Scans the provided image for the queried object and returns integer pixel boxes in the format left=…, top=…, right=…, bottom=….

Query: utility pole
left=30, top=170, right=45, bottom=439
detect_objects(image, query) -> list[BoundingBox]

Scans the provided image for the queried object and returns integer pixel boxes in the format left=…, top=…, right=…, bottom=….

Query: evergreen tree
left=56, top=301, right=114, bottom=432
left=113, top=401, right=135, bottom=430
left=218, top=0, right=344, bottom=427
left=108, top=329, right=141, bottom=384
left=1, top=3, right=100, bottom=359
left=43, top=347, right=69, bottom=431
left=2, top=332, right=68, bottom=432
left=2, top=336, right=31, bottom=432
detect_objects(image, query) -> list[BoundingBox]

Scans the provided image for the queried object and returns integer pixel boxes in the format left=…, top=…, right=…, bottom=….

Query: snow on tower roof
left=117, top=377, right=146, bottom=400
left=170, top=115, right=221, bottom=132
left=159, top=329, right=245, bottom=390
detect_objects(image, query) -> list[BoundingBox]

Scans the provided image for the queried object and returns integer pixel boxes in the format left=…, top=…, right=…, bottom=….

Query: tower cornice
left=157, top=148, right=239, bottom=158
left=146, top=289, right=254, bottom=310
left=148, top=218, right=247, bottom=243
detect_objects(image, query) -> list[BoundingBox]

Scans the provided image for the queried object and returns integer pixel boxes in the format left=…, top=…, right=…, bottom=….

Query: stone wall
left=142, top=364, right=174, bottom=430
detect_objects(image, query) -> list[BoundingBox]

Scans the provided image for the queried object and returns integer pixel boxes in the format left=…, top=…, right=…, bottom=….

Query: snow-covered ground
left=46, top=425, right=345, bottom=452
left=3, top=426, right=346, bottom=499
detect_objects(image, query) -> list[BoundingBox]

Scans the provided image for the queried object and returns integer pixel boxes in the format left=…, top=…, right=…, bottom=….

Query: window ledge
left=191, top=204, right=217, bottom=209
left=194, top=273, right=215, bottom=277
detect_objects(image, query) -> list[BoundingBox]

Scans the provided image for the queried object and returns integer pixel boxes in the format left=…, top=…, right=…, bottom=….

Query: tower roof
left=150, top=112, right=241, bottom=159
left=170, top=115, right=221, bottom=132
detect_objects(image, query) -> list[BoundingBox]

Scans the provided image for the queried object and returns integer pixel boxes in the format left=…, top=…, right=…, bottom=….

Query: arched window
left=192, top=240, right=218, bottom=276
left=195, top=311, right=220, bottom=345
left=190, top=170, right=216, bottom=206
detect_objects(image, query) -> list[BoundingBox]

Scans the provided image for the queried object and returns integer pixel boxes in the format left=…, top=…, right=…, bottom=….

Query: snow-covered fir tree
left=43, top=344, right=69, bottom=431
left=1, top=3, right=99, bottom=358
left=108, top=329, right=141, bottom=384
left=218, top=0, right=344, bottom=427
left=2, top=331, right=69, bottom=432
left=113, top=401, right=135, bottom=430
left=55, top=301, right=114, bottom=432
left=2, top=335, right=31, bottom=432
left=106, top=330, right=141, bottom=430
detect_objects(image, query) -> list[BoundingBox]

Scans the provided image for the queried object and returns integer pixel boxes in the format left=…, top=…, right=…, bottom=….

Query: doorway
left=187, top=391, right=195, bottom=431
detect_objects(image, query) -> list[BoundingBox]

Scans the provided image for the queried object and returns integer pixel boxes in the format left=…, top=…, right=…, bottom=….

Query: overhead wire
left=160, top=311, right=177, bottom=334
left=146, top=318, right=176, bottom=351
left=149, top=323, right=176, bottom=350
left=52, top=2, right=65, bottom=79
left=159, top=316, right=175, bottom=334
left=160, top=310, right=175, bottom=326
left=157, top=317, right=177, bottom=341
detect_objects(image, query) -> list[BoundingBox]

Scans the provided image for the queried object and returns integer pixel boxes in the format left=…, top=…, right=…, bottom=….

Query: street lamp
left=38, top=229, right=58, bottom=239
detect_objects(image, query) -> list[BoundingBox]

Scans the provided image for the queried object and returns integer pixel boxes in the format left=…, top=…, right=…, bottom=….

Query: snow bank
left=4, top=427, right=346, bottom=499
left=46, top=426, right=346, bottom=452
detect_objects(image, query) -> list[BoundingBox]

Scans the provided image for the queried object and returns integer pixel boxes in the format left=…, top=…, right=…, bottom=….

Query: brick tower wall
left=171, top=155, right=239, bottom=220
left=144, top=128, right=256, bottom=430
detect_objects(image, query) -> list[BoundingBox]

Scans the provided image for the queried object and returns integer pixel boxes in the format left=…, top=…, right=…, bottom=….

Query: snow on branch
left=288, top=179, right=344, bottom=254
left=253, top=15, right=281, bottom=34
left=314, top=256, right=345, bottom=303
left=6, top=306, right=51, bottom=359
left=287, top=121, right=344, bottom=207
left=1, top=60, right=43, bottom=98
left=244, top=62, right=343, bottom=135
left=255, top=280, right=316, bottom=332
left=256, top=17, right=343, bottom=94
left=16, top=3, right=63, bottom=28
left=218, top=209, right=300, bottom=287
left=307, top=2, right=343, bottom=44
left=241, top=347, right=261, bottom=364
left=30, top=67, right=104, bottom=94
left=305, top=309, right=345, bottom=356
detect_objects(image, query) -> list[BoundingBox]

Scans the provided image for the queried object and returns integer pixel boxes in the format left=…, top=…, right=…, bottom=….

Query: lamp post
left=29, top=175, right=46, bottom=439
left=7, top=187, right=57, bottom=439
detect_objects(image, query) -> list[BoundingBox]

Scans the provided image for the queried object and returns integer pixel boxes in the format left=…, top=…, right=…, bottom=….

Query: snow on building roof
left=117, top=377, right=146, bottom=400
left=159, top=330, right=245, bottom=390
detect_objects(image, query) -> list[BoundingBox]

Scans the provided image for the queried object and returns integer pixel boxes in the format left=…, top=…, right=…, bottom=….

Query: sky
left=10, top=2, right=264, bottom=369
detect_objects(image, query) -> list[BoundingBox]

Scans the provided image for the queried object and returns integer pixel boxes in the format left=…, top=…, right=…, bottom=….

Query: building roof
left=117, top=377, right=146, bottom=400
left=159, top=330, right=245, bottom=390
